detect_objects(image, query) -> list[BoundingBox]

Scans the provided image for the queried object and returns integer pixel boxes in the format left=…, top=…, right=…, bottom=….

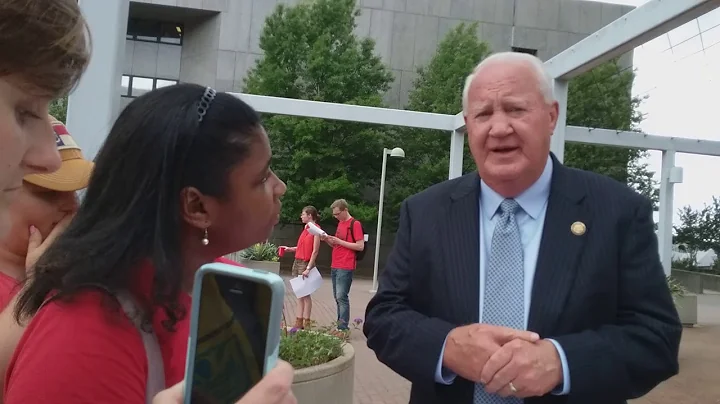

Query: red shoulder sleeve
left=4, top=292, right=148, bottom=403
left=352, top=220, right=364, bottom=241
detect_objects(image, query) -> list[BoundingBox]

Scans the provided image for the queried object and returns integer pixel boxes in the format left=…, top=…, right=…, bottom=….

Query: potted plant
left=229, top=242, right=281, bottom=274
left=279, top=317, right=360, bottom=404
left=667, top=275, right=696, bottom=326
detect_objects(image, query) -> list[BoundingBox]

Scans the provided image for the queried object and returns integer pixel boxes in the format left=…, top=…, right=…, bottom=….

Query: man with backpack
left=322, top=199, right=365, bottom=335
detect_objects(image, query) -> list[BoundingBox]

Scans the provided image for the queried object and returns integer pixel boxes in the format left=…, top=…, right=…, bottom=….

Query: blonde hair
left=330, top=199, right=349, bottom=211
left=0, top=0, right=91, bottom=96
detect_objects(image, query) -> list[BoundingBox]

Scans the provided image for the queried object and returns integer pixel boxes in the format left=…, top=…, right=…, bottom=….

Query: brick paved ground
left=282, top=276, right=720, bottom=404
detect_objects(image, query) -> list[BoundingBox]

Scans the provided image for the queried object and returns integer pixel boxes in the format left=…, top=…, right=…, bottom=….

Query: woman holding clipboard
left=281, top=206, right=321, bottom=329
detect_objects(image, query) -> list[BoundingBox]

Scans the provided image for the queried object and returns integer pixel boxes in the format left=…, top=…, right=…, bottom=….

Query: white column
left=67, top=0, right=129, bottom=161
left=657, top=150, right=677, bottom=276
left=448, top=129, right=464, bottom=179
left=550, top=79, right=568, bottom=163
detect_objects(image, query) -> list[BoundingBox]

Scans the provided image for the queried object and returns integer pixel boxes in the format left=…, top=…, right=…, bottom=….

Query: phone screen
left=188, top=273, right=272, bottom=404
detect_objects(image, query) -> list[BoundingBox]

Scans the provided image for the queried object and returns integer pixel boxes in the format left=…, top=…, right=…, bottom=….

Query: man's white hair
left=461, top=52, right=555, bottom=114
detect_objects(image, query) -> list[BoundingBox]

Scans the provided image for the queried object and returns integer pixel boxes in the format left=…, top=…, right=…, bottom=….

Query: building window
left=121, top=75, right=179, bottom=98
left=511, top=47, right=538, bottom=56
left=126, top=18, right=183, bottom=45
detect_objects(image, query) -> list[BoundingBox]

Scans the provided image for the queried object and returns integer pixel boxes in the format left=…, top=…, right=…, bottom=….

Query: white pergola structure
left=71, top=0, right=720, bottom=276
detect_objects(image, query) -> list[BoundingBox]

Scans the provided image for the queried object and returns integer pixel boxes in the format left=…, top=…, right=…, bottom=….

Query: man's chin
left=483, top=163, right=525, bottom=180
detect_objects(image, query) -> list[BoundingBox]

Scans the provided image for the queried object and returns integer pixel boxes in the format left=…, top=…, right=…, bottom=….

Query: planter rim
left=240, top=259, right=279, bottom=263
left=292, top=342, right=355, bottom=383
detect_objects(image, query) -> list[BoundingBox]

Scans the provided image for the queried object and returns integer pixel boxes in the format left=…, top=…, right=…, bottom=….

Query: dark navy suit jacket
left=363, top=156, right=681, bottom=404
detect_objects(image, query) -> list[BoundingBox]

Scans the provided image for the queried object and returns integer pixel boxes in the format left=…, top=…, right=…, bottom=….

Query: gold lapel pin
left=571, top=221, right=586, bottom=236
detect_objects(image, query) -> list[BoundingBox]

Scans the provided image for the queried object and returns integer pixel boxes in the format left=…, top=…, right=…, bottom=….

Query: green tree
left=384, top=23, right=491, bottom=228
left=565, top=61, right=659, bottom=209
left=244, top=0, right=393, bottom=223
left=674, top=198, right=720, bottom=259
left=49, top=97, right=68, bottom=123
left=674, top=205, right=706, bottom=266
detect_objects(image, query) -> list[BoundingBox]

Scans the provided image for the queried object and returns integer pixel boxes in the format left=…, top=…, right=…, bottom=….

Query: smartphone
left=183, top=262, right=285, bottom=404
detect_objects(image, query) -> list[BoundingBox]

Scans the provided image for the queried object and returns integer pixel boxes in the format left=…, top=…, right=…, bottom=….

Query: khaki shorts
left=292, top=259, right=309, bottom=277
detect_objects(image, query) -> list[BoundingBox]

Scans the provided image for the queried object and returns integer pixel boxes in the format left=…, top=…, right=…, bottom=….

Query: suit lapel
left=439, top=173, right=481, bottom=325
left=528, top=158, right=590, bottom=337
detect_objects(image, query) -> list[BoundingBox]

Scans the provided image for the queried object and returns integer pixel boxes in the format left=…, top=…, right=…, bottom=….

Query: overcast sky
left=577, top=0, right=720, bottom=223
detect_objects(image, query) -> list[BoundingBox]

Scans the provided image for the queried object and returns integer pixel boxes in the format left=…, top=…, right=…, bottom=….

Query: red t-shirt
left=331, top=218, right=363, bottom=270
left=0, top=271, right=20, bottom=312
left=295, top=225, right=319, bottom=261
left=4, top=257, right=242, bottom=403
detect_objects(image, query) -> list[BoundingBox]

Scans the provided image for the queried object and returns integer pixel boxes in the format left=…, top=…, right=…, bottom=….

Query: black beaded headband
left=197, top=87, right=217, bottom=123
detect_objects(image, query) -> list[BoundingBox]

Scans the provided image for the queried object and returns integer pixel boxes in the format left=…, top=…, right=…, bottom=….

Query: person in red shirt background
left=322, top=199, right=364, bottom=335
left=0, top=116, right=93, bottom=311
left=281, top=206, right=321, bottom=329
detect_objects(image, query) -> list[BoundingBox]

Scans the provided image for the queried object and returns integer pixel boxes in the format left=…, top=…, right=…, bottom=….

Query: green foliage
left=239, top=242, right=279, bottom=262
left=385, top=23, right=491, bottom=228
left=674, top=198, right=720, bottom=262
left=49, top=97, right=68, bottom=123
left=672, top=257, right=696, bottom=271
left=279, top=316, right=363, bottom=368
left=279, top=329, right=344, bottom=369
left=244, top=0, right=393, bottom=224
left=565, top=60, right=659, bottom=209
left=666, top=276, right=687, bottom=303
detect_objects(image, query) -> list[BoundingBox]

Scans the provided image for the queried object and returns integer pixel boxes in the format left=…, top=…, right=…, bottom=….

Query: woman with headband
left=0, top=2, right=295, bottom=400
left=4, top=84, right=295, bottom=404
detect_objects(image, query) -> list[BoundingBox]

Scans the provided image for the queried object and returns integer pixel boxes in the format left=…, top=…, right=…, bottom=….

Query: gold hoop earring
left=201, top=228, right=209, bottom=246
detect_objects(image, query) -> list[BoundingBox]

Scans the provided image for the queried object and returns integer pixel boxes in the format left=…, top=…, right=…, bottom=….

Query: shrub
left=239, top=242, right=279, bottom=262
left=667, top=276, right=687, bottom=303
left=279, top=328, right=344, bottom=369
left=279, top=317, right=363, bottom=369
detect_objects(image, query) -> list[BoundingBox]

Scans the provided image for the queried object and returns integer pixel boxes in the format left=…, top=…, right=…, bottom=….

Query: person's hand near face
left=25, top=213, right=74, bottom=274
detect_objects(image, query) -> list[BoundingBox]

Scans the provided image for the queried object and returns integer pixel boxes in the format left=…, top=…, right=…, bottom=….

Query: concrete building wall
left=124, top=0, right=635, bottom=108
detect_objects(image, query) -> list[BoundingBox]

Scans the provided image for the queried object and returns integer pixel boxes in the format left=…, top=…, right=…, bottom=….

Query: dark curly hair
left=15, top=83, right=263, bottom=331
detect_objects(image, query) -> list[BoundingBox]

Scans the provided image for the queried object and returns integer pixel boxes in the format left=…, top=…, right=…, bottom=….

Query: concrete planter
left=239, top=259, right=281, bottom=274
left=291, top=342, right=355, bottom=404
left=675, top=293, right=698, bottom=326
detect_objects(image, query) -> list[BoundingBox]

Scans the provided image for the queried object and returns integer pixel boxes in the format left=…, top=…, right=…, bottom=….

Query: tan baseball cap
left=24, top=115, right=94, bottom=192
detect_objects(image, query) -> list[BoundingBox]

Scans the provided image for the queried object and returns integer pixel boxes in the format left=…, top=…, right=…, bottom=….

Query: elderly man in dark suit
left=363, top=52, right=681, bottom=404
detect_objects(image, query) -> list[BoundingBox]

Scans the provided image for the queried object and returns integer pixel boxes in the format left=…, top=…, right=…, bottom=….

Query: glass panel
left=668, top=20, right=700, bottom=48
left=131, top=77, right=154, bottom=97
left=130, top=19, right=160, bottom=42
left=670, top=36, right=703, bottom=61
left=155, top=79, right=177, bottom=89
left=702, top=25, right=720, bottom=50
left=160, top=23, right=183, bottom=45
left=698, top=8, right=720, bottom=32
left=121, top=75, right=130, bottom=96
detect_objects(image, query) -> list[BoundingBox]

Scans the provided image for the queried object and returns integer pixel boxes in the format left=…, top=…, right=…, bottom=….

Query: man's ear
left=179, top=186, right=214, bottom=230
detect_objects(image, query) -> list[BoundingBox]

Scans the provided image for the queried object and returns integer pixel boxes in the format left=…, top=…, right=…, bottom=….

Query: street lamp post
left=370, top=147, right=405, bottom=293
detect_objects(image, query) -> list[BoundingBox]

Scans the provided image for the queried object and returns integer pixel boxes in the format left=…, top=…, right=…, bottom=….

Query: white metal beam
left=550, top=80, right=569, bottom=162
left=230, top=93, right=720, bottom=155
left=545, top=0, right=720, bottom=80
left=448, top=130, right=464, bottom=179
left=230, top=93, right=456, bottom=131
left=565, top=126, right=720, bottom=156
left=658, top=150, right=678, bottom=276
left=454, top=111, right=466, bottom=132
